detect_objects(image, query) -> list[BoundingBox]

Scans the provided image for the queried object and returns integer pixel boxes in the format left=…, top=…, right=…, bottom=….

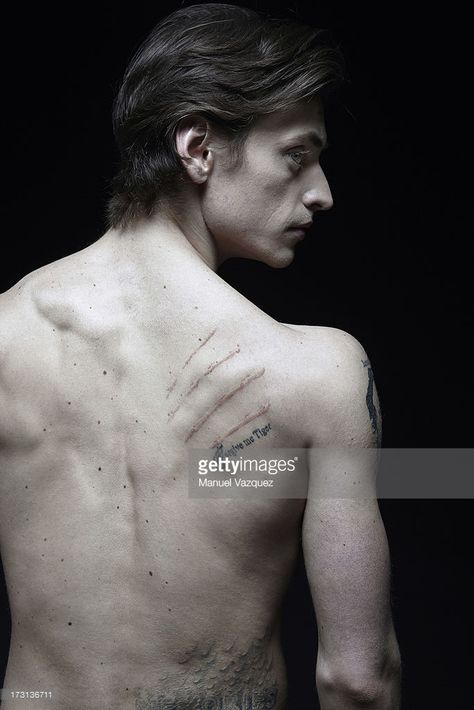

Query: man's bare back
left=1, top=4, right=403, bottom=706
left=0, top=232, right=341, bottom=709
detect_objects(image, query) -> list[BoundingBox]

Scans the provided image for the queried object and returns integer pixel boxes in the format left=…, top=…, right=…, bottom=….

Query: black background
left=0, top=2, right=472, bottom=708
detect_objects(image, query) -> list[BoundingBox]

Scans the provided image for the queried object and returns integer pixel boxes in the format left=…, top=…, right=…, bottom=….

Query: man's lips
left=287, top=221, right=313, bottom=239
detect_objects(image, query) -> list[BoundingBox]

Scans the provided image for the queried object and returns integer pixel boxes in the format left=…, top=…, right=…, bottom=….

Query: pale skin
left=0, top=97, right=400, bottom=708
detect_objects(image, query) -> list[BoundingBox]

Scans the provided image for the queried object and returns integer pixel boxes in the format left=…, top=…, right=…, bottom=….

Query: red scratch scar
left=184, top=367, right=266, bottom=442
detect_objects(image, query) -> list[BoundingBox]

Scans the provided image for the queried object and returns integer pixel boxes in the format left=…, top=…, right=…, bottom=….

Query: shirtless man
left=0, top=4, right=401, bottom=709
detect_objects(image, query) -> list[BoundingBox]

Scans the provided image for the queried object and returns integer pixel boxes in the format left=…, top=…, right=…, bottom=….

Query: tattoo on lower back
left=135, top=684, right=278, bottom=709
left=135, top=629, right=278, bottom=709
left=361, top=358, right=382, bottom=447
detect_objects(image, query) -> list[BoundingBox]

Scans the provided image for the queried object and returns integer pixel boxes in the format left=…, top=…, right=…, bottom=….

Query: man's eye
left=287, top=149, right=311, bottom=166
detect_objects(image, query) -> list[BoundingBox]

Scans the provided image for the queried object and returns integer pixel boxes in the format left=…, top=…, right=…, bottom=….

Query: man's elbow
left=317, top=649, right=402, bottom=709
left=339, top=666, right=401, bottom=709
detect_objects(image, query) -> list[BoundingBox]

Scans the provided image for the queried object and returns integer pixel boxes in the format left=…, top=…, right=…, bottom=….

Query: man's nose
left=302, top=168, right=334, bottom=212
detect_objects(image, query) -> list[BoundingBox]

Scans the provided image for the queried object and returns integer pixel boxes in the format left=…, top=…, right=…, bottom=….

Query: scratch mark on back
left=168, top=346, right=241, bottom=419
left=184, top=367, right=266, bottom=443
left=166, top=329, right=217, bottom=399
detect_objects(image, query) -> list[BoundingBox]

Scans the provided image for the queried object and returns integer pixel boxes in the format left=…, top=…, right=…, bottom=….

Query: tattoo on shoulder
left=361, top=358, right=382, bottom=447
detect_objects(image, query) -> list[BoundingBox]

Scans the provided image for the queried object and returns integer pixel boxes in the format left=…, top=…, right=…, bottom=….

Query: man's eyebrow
left=288, top=130, right=330, bottom=151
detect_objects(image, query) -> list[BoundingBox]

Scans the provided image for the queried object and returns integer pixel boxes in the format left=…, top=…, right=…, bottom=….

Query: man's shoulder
left=0, top=257, right=81, bottom=389
left=0, top=251, right=109, bottom=443
left=277, top=323, right=376, bottom=444
left=0, top=274, right=47, bottom=440
left=0, top=259, right=65, bottom=344
left=291, top=323, right=373, bottom=398
left=259, top=321, right=367, bottom=384
left=279, top=322, right=367, bottom=375
left=0, top=273, right=41, bottom=357
left=0, top=243, right=118, bottom=353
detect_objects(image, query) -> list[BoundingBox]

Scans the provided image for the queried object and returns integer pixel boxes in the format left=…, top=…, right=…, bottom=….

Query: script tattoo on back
left=361, top=358, right=382, bottom=447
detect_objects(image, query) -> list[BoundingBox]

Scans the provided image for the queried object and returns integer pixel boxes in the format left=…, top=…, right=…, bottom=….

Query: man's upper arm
left=301, top=329, right=400, bottom=693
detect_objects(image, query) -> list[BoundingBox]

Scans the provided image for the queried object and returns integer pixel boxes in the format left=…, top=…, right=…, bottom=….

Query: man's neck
left=103, top=210, right=222, bottom=273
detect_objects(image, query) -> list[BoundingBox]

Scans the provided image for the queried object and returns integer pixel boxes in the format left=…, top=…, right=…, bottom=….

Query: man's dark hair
left=105, top=3, right=347, bottom=231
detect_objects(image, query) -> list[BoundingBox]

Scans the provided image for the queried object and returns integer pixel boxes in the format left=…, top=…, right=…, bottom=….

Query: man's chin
left=262, top=246, right=296, bottom=269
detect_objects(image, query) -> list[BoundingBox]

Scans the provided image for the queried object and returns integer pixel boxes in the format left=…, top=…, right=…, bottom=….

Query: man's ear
left=174, top=116, right=214, bottom=184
